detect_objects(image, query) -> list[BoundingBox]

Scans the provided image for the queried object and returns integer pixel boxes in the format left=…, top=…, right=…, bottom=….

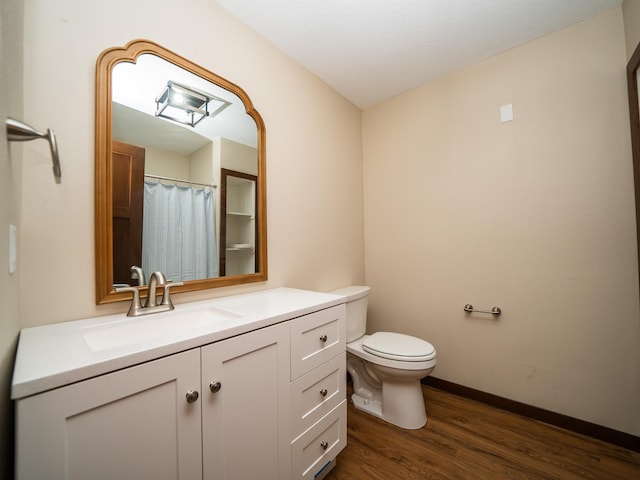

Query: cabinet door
left=15, top=349, right=202, bottom=480
left=201, top=322, right=291, bottom=480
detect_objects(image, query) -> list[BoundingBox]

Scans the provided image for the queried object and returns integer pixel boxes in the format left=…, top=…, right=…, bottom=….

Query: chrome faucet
left=115, top=271, right=183, bottom=317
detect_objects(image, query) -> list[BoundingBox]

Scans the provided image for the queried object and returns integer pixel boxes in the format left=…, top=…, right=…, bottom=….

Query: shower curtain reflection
left=142, top=181, right=218, bottom=282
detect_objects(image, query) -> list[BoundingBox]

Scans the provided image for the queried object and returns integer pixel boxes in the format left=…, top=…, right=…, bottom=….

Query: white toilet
left=332, top=285, right=437, bottom=429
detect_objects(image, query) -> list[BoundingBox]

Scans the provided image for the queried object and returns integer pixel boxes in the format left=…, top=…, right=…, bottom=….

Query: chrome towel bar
left=6, top=117, right=61, bottom=184
left=464, top=304, right=502, bottom=315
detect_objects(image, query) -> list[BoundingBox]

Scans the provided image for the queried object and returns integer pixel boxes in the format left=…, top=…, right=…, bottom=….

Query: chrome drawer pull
left=320, top=388, right=328, bottom=397
left=319, top=335, right=328, bottom=342
left=209, top=381, right=222, bottom=393
left=320, top=441, right=329, bottom=450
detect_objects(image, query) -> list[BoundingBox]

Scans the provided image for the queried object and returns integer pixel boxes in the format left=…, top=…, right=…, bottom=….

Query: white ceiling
left=215, top=0, right=623, bottom=109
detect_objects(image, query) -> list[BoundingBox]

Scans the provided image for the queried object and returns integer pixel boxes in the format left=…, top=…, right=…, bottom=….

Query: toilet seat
left=362, top=332, right=436, bottom=362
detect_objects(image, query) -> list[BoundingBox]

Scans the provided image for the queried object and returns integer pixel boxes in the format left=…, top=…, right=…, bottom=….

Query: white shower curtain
left=142, top=181, right=218, bottom=282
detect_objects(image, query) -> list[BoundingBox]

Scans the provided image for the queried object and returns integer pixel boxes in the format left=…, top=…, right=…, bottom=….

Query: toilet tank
left=330, top=285, right=370, bottom=342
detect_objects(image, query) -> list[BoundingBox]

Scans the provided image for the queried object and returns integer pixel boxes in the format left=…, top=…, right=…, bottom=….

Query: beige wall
left=190, top=142, right=215, bottom=185
left=145, top=147, right=190, bottom=179
left=363, top=8, right=640, bottom=435
left=19, top=0, right=364, bottom=327
left=0, top=0, right=23, bottom=475
left=623, top=0, right=640, bottom=59
left=220, top=138, right=258, bottom=175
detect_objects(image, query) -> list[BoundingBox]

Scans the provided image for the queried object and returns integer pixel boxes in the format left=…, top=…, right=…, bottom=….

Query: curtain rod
left=144, top=173, right=217, bottom=189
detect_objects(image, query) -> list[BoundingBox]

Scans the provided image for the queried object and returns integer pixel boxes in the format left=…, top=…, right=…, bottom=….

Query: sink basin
left=82, top=305, right=243, bottom=352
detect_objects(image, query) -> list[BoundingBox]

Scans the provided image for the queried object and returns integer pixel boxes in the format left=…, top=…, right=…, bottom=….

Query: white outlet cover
left=500, top=103, right=514, bottom=123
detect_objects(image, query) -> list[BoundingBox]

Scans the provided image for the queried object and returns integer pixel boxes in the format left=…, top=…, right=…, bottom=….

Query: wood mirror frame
left=95, top=39, right=267, bottom=304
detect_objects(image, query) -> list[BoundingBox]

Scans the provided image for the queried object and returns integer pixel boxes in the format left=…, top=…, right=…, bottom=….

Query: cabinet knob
left=319, top=334, right=328, bottom=342
left=320, top=441, right=329, bottom=450
left=185, top=390, right=199, bottom=404
left=320, top=388, right=328, bottom=397
left=209, top=381, right=222, bottom=393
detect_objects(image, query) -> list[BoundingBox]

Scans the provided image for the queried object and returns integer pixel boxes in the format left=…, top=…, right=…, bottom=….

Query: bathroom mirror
left=95, top=39, right=267, bottom=304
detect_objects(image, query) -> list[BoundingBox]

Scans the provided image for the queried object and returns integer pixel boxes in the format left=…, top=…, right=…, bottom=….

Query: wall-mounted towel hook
left=6, top=117, right=61, bottom=184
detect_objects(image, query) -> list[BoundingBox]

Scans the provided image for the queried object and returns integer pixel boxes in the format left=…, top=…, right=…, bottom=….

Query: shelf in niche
left=226, top=244, right=254, bottom=252
left=227, top=211, right=254, bottom=219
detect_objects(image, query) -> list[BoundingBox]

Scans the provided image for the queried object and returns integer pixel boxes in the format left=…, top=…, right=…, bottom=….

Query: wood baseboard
left=422, top=377, right=640, bottom=453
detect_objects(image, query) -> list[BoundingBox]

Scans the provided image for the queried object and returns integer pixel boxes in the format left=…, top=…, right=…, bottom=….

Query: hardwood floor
left=329, top=385, right=640, bottom=480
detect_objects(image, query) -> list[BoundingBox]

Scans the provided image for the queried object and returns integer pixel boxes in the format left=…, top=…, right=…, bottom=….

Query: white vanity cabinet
left=12, top=288, right=347, bottom=480
left=15, top=349, right=203, bottom=480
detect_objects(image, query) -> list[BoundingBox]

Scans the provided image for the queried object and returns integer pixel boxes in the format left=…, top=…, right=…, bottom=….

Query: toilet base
left=347, top=350, right=432, bottom=430
left=350, top=378, right=427, bottom=430
left=351, top=392, right=383, bottom=419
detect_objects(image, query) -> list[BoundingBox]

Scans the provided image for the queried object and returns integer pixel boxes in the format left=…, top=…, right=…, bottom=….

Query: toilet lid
left=362, top=332, right=436, bottom=362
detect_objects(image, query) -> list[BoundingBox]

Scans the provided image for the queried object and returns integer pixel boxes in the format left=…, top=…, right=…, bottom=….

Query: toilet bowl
left=331, top=286, right=437, bottom=429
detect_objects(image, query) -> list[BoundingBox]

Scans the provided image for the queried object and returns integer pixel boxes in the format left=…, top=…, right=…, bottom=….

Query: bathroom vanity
left=12, top=288, right=347, bottom=480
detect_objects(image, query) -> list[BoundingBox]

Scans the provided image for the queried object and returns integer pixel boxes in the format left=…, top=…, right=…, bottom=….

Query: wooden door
left=201, top=323, right=291, bottom=480
left=112, top=140, right=145, bottom=286
left=15, top=349, right=203, bottom=480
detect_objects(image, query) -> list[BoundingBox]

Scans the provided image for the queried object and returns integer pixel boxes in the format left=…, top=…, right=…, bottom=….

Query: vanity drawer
left=290, top=353, right=346, bottom=437
left=290, top=305, right=345, bottom=380
left=291, top=400, right=347, bottom=480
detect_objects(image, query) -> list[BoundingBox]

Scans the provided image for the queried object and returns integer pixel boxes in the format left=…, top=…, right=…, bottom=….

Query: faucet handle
left=160, top=281, right=184, bottom=307
left=130, top=265, right=145, bottom=286
left=114, top=286, right=143, bottom=316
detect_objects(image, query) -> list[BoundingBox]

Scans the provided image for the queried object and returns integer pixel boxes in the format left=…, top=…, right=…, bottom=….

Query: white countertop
left=12, top=287, right=344, bottom=400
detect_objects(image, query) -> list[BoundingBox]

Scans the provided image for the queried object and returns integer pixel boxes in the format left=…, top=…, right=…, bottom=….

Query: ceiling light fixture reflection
left=155, top=81, right=232, bottom=128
